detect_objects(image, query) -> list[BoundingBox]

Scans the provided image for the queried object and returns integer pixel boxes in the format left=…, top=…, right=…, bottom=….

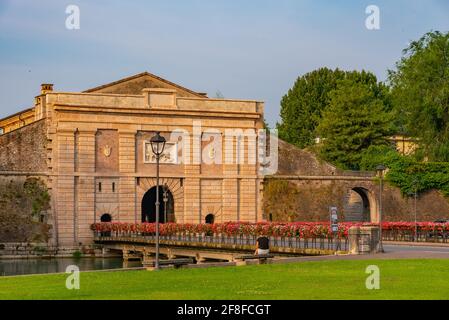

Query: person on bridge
left=255, top=234, right=270, bottom=255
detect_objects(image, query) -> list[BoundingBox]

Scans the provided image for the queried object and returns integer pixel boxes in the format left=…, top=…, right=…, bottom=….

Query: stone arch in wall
left=343, top=186, right=377, bottom=222
left=96, top=203, right=119, bottom=222
left=137, top=178, right=184, bottom=223
left=100, top=213, right=112, bottom=222
left=141, top=186, right=174, bottom=223
left=99, top=213, right=112, bottom=236
left=205, top=213, right=215, bottom=224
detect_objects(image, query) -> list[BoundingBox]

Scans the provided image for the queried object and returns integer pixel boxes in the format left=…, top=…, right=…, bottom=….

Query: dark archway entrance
left=205, top=214, right=215, bottom=224
left=100, top=213, right=112, bottom=236
left=344, top=187, right=371, bottom=222
left=141, top=186, right=174, bottom=223
left=100, top=213, right=112, bottom=222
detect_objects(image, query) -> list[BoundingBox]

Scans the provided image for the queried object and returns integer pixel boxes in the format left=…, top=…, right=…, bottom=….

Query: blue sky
left=0, top=0, right=448, bottom=126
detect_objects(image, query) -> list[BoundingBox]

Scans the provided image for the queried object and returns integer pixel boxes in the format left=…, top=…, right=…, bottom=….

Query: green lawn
left=0, top=259, right=448, bottom=300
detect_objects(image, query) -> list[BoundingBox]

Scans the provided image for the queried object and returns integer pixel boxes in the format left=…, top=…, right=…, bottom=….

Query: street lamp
left=376, top=164, right=386, bottom=253
left=150, top=131, right=166, bottom=270
left=163, top=184, right=168, bottom=223
left=412, top=179, right=419, bottom=242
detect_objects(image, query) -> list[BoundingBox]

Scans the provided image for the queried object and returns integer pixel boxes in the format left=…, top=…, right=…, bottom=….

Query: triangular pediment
left=83, top=72, right=207, bottom=98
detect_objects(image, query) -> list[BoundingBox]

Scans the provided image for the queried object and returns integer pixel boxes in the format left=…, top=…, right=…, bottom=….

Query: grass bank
left=0, top=259, right=448, bottom=300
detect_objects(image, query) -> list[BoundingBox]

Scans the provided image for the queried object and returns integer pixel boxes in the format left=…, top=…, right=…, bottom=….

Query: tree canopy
left=277, top=68, right=391, bottom=150
left=277, top=30, right=449, bottom=173
left=277, top=67, right=391, bottom=169
left=316, top=79, right=394, bottom=170
left=389, top=31, right=449, bottom=161
left=274, top=30, right=449, bottom=197
left=277, top=68, right=344, bottom=148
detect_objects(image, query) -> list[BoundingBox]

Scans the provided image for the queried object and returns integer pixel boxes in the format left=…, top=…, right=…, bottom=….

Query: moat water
left=0, top=258, right=142, bottom=276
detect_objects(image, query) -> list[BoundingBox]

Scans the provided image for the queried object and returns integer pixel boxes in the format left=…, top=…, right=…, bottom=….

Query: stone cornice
left=76, top=128, right=97, bottom=134
left=0, top=171, right=49, bottom=176
left=56, top=128, right=76, bottom=134
left=266, top=175, right=376, bottom=181
left=117, top=129, right=138, bottom=135
left=52, top=104, right=262, bottom=120
left=49, top=172, right=260, bottom=179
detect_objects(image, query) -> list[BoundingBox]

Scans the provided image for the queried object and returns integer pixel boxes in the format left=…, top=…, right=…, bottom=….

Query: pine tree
left=277, top=68, right=390, bottom=149
left=316, top=79, right=394, bottom=170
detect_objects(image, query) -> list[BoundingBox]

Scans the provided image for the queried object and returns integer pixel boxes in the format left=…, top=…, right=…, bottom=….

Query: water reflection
left=0, top=258, right=142, bottom=276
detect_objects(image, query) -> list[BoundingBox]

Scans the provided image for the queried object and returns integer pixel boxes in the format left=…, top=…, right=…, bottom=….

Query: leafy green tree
left=316, top=79, right=394, bottom=170
left=389, top=31, right=449, bottom=161
left=359, top=144, right=399, bottom=171
left=277, top=68, right=344, bottom=148
left=360, top=144, right=449, bottom=196
left=277, top=68, right=391, bottom=149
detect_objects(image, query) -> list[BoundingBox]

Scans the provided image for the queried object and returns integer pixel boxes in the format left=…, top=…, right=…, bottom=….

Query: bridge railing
left=382, top=229, right=449, bottom=243
left=339, top=170, right=376, bottom=177
left=93, top=231, right=349, bottom=252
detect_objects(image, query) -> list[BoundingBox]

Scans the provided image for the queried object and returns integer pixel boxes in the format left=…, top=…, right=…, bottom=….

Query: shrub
left=360, top=145, right=449, bottom=196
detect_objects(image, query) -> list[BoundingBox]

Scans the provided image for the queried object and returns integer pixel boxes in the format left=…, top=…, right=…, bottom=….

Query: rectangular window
left=112, top=182, right=115, bottom=192
left=98, top=182, right=102, bottom=192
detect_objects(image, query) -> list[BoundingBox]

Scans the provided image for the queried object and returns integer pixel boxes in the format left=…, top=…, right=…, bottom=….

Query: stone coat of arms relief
left=103, top=145, right=112, bottom=157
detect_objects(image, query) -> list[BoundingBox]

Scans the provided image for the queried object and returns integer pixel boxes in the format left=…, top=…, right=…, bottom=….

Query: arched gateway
left=344, top=187, right=377, bottom=222
left=141, top=186, right=174, bottom=223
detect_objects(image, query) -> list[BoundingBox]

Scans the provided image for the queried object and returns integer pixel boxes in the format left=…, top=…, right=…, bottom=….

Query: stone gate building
left=0, top=72, right=265, bottom=246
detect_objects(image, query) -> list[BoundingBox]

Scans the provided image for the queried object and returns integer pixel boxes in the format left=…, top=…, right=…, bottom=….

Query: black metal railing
left=382, top=230, right=449, bottom=243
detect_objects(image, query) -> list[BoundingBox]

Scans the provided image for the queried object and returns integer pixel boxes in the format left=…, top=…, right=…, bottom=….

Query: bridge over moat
left=95, top=233, right=348, bottom=266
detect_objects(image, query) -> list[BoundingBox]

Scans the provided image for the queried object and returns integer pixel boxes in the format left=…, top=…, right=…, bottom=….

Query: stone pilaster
left=76, top=130, right=96, bottom=173
left=223, top=134, right=238, bottom=176
left=222, top=178, right=238, bottom=222
left=118, top=131, right=136, bottom=173
left=200, top=179, right=222, bottom=223
left=185, top=132, right=201, bottom=175
left=76, top=176, right=95, bottom=243
left=183, top=178, right=200, bottom=223
left=55, top=130, right=75, bottom=245
left=118, top=130, right=136, bottom=222
left=256, top=178, right=264, bottom=222
left=239, top=178, right=256, bottom=221
left=76, top=130, right=96, bottom=244
left=119, top=177, right=136, bottom=222
left=182, top=131, right=201, bottom=223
